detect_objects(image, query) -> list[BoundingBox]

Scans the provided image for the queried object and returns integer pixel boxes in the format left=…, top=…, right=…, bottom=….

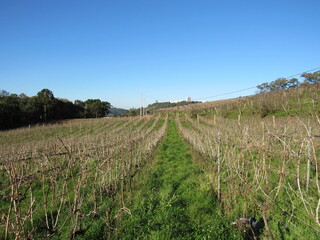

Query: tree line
left=257, top=70, right=320, bottom=92
left=122, top=100, right=201, bottom=117
left=0, top=88, right=111, bottom=130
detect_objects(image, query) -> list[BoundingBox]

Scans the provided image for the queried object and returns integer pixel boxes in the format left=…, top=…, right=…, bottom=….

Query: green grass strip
left=117, top=120, right=239, bottom=239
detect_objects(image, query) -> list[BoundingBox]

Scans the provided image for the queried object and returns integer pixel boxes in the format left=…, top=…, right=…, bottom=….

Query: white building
left=169, top=100, right=183, bottom=103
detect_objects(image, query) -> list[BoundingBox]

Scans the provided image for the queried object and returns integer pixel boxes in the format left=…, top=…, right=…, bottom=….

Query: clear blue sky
left=1, top=0, right=319, bottom=109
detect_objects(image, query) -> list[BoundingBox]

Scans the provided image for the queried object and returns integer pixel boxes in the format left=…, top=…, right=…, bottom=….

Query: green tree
left=37, top=89, right=55, bottom=121
left=84, top=99, right=110, bottom=118
left=74, top=100, right=85, bottom=118
left=0, top=94, right=22, bottom=129
left=20, top=96, right=42, bottom=124
left=125, top=108, right=139, bottom=116
left=301, top=71, right=320, bottom=84
left=287, top=78, right=300, bottom=88
left=269, top=78, right=288, bottom=91
left=52, top=98, right=80, bottom=119
left=0, top=90, right=10, bottom=97
left=257, top=82, right=270, bottom=93
left=0, top=88, right=113, bottom=129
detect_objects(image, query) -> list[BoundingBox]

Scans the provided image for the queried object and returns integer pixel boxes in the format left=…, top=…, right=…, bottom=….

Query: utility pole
left=140, top=94, right=142, bottom=119
left=143, top=95, right=145, bottom=116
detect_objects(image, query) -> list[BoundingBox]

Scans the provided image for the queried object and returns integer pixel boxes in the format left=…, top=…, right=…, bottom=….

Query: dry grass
left=0, top=115, right=168, bottom=239
left=176, top=114, right=320, bottom=238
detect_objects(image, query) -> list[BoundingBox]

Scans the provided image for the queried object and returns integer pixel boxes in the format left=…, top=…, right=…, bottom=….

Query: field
left=1, top=87, right=320, bottom=239
left=0, top=116, right=167, bottom=239
left=177, top=114, right=320, bottom=239
left=158, top=83, right=320, bottom=119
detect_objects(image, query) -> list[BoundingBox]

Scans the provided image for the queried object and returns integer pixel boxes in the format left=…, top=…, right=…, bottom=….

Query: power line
left=143, top=94, right=167, bottom=102
left=193, top=66, right=320, bottom=101
left=193, top=86, right=256, bottom=101
left=285, top=66, right=320, bottom=79
left=142, top=66, right=320, bottom=103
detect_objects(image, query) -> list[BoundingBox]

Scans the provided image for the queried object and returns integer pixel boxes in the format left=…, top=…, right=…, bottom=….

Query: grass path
left=117, top=120, right=239, bottom=239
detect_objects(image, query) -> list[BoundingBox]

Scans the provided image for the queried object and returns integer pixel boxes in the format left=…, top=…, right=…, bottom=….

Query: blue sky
left=0, top=0, right=319, bottom=109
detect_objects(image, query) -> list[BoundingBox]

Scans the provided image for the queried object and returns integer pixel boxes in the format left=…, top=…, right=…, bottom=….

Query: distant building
left=169, top=100, right=183, bottom=103
left=186, top=97, right=191, bottom=102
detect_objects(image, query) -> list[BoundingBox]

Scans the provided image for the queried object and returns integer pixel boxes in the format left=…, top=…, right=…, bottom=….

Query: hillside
left=1, top=86, right=320, bottom=239
left=146, top=100, right=200, bottom=113
left=157, top=97, right=246, bottom=114
left=157, top=83, right=320, bottom=118
left=1, top=83, right=320, bottom=239
left=109, top=107, right=127, bottom=115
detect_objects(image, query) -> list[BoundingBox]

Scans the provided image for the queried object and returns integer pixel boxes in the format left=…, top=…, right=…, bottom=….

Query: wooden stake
left=273, top=116, right=276, bottom=128
left=217, top=133, right=221, bottom=201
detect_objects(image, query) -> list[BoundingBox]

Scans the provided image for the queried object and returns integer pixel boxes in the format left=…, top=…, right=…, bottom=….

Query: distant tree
left=0, top=90, right=10, bottom=97
left=125, top=108, right=139, bottom=116
left=37, top=89, right=55, bottom=121
left=0, top=88, right=113, bottom=130
left=0, top=94, right=21, bottom=129
left=287, top=78, right=300, bottom=88
left=84, top=99, right=110, bottom=118
left=257, top=77, right=300, bottom=93
left=74, top=100, right=85, bottom=107
left=257, top=83, right=270, bottom=93
left=269, top=78, right=288, bottom=91
left=74, top=100, right=85, bottom=118
left=0, top=101, right=8, bottom=129
left=20, top=96, right=42, bottom=124
left=52, top=98, right=79, bottom=119
left=301, top=71, right=320, bottom=84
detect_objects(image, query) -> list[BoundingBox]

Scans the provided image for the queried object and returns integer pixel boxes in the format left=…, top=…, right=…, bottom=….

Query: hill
left=1, top=85, right=320, bottom=239
left=109, top=107, right=127, bottom=115
left=157, top=83, right=320, bottom=118
left=146, top=100, right=200, bottom=113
